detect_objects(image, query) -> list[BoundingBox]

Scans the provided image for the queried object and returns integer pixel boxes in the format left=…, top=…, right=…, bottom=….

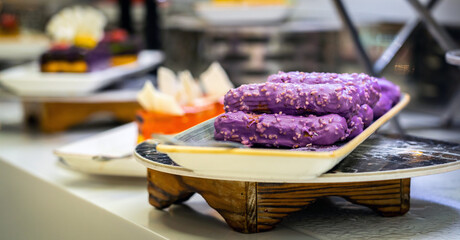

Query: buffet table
left=1, top=122, right=460, bottom=239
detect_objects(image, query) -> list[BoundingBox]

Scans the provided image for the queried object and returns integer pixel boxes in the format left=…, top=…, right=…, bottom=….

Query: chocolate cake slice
left=104, top=29, right=141, bottom=66
left=40, top=44, right=110, bottom=73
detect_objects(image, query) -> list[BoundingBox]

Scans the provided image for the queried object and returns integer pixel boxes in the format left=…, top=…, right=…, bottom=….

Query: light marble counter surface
left=0, top=114, right=459, bottom=239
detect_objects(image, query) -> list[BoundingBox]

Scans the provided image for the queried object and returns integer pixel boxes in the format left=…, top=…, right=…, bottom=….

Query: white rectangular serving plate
left=155, top=94, right=410, bottom=181
left=195, top=3, right=291, bottom=25
left=0, top=50, right=163, bottom=97
left=0, top=34, right=50, bottom=61
left=54, top=123, right=146, bottom=177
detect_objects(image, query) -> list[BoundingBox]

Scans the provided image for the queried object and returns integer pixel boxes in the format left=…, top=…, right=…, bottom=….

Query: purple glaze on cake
left=214, top=111, right=348, bottom=147
left=343, top=104, right=373, bottom=128
left=357, top=104, right=373, bottom=127
left=267, top=71, right=381, bottom=108
left=224, top=82, right=365, bottom=117
left=373, top=95, right=393, bottom=118
left=378, top=78, right=400, bottom=103
left=217, top=72, right=403, bottom=148
left=346, top=115, right=364, bottom=139
left=373, top=78, right=401, bottom=118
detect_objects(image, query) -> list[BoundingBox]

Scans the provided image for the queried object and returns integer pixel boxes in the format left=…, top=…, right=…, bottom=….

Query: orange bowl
left=136, top=101, right=224, bottom=142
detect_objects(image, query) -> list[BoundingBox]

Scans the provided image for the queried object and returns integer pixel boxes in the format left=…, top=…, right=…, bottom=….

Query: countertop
left=0, top=98, right=459, bottom=239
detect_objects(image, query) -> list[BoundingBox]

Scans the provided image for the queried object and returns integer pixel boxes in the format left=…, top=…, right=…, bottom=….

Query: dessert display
left=215, top=71, right=401, bottom=148
left=103, top=29, right=140, bottom=66
left=136, top=62, right=233, bottom=141
left=40, top=6, right=111, bottom=73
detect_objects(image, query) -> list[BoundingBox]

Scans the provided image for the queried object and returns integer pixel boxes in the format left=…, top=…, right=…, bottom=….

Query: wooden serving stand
left=136, top=134, right=460, bottom=234
left=147, top=170, right=409, bottom=233
left=22, top=91, right=140, bottom=132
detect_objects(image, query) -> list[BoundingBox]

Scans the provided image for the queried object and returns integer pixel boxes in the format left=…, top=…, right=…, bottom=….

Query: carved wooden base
left=147, top=169, right=410, bottom=233
left=23, top=101, right=140, bottom=133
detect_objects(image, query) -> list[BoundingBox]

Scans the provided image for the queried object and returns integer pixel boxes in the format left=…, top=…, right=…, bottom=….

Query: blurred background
left=0, top=0, right=459, bottom=142
left=1, top=2, right=460, bottom=239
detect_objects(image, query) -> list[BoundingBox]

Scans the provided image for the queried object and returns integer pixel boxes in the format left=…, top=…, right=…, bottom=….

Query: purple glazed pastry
left=217, top=72, right=403, bottom=148
left=214, top=111, right=348, bottom=147
left=224, top=82, right=365, bottom=117
left=378, top=78, right=400, bottom=103
left=346, top=115, right=364, bottom=139
left=373, top=78, right=401, bottom=118
left=373, top=95, right=392, bottom=119
left=341, top=104, right=371, bottom=140
left=357, top=104, right=373, bottom=127
left=267, top=71, right=381, bottom=108
left=343, top=104, right=373, bottom=127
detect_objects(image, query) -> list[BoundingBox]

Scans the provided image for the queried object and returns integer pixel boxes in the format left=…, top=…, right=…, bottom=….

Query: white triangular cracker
left=157, top=67, right=179, bottom=97
left=137, top=81, right=185, bottom=115
left=178, top=70, right=203, bottom=105
left=200, top=62, right=234, bottom=101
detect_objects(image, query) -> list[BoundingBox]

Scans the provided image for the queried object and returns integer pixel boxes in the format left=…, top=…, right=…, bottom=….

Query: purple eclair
left=357, top=104, right=373, bottom=127
left=346, top=115, right=364, bottom=139
left=267, top=71, right=381, bottom=108
left=373, top=78, right=401, bottom=118
left=214, top=111, right=348, bottom=147
left=224, top=82, right=364, bottom=117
